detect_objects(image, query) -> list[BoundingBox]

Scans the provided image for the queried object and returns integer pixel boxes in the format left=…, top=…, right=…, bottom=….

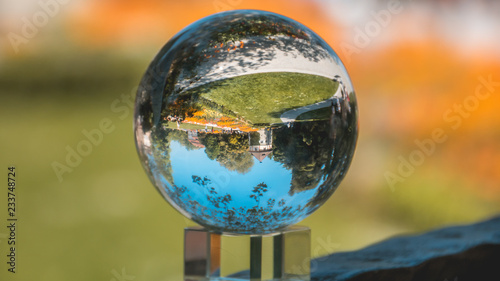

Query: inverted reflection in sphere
left=134, top=10, right=358, bottom=234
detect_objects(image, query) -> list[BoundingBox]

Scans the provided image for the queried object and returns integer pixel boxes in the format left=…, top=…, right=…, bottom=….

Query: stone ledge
left=311, top=216, right=500, bottom=281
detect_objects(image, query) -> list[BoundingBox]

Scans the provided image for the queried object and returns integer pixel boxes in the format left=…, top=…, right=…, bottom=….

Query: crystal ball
left=134, top=10, right=358, bottom=234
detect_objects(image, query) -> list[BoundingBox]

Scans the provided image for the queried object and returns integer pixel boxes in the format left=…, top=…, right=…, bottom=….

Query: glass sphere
left=134, top=10, right=358, bottom=234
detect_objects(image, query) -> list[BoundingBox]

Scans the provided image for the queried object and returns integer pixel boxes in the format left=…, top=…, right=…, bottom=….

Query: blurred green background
left=1, top=0, right=500, bottom=280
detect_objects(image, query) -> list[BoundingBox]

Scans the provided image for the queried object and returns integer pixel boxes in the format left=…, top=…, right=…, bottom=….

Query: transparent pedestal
left=184, top=226, right=311, bottom=281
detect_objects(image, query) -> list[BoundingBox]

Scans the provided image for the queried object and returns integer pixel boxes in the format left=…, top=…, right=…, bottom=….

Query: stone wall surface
left=311, top=216, right=500, bottom=281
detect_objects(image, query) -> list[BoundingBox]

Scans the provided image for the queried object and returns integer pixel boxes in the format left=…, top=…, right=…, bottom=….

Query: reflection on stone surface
left=134, top=10, right=358, bottom=234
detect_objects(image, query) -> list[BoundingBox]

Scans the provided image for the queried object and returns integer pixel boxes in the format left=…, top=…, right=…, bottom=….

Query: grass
left=296, top=106, right=332, bottom=121
left=191, top=72, right=339, bottom=124
left=165, top=121, right=207, bottom=130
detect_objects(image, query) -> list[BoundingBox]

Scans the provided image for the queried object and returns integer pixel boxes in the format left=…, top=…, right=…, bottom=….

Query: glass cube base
left=184, top=226, right=310, bottom=281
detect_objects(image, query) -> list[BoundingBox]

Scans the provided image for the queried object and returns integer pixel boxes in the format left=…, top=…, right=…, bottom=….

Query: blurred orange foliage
left=67, top=0, right=500, bottom=197
left=351, top=42, right=500, bottom=197
left=67, top=0, right=339, bottom=48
